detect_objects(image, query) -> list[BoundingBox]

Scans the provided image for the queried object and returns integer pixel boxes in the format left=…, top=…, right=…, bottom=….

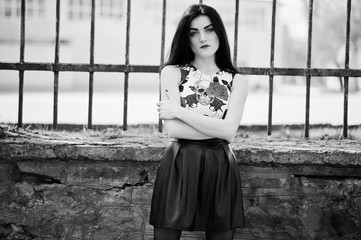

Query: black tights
left=154, top=227, right=234, bottom=240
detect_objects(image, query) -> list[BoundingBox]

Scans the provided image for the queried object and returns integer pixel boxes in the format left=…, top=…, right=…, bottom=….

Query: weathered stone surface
left=1, top=130, right=360, bottom=166
left=0, top=162, right=21, bottom=183
left=0, top=128, right=361, bottom=239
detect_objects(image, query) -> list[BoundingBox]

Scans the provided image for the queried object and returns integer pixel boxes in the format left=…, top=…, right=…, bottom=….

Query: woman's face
left=189, top=15, right=219, bottom=59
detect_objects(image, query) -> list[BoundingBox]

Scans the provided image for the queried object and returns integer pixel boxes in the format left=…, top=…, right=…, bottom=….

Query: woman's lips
left=200, top=45, right=210, bottom=48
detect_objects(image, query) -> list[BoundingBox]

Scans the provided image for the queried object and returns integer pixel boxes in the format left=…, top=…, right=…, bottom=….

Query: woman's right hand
left=157, top=90, right=181, bottom=120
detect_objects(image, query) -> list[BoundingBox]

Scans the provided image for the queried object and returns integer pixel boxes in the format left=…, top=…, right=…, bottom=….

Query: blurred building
left=0, top=0, right=287, bottom=92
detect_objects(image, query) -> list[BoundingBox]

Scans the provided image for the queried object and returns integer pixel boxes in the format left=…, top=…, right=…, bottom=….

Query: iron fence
left=0, top=0, right=360, bottom=138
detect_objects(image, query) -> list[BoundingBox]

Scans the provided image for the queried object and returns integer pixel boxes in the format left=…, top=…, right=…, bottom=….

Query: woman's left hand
left=157, top=90, right=181, bottom=120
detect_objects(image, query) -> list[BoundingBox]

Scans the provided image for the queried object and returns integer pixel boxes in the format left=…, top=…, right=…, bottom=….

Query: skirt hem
left=150, top=223, right=245, bottom=232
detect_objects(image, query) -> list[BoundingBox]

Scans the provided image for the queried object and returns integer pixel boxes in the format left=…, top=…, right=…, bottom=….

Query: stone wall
left=0, top=128, right=361, bottom=239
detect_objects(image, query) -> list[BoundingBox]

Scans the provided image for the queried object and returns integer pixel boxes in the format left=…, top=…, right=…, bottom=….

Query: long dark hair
left=163, top=4, right=238, bottom=73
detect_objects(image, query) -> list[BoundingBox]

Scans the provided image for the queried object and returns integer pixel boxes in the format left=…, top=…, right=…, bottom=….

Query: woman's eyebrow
left=189, top=24, right=213, bottom=31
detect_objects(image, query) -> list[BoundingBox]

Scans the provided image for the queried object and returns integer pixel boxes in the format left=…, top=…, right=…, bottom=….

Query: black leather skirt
left=150, top=138, right=245, bottom=232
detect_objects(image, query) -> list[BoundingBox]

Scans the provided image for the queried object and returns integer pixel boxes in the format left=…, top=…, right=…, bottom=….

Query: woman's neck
left=191, top=58, right=219, bottom=75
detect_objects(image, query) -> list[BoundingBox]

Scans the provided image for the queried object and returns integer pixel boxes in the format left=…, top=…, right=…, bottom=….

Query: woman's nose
left=199, top=32, right=206, bottom=42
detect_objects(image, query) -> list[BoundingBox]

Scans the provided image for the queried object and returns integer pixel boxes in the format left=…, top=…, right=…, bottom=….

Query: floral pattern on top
left=179, top=63, right=234, bottom=119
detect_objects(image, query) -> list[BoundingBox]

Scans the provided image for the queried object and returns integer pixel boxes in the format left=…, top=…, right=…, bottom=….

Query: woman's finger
left=165, top=89, right=177, bottom=102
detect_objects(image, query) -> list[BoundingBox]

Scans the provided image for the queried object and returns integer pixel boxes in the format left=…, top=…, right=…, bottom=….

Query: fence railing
left=0, top=0, right=360, bottom=138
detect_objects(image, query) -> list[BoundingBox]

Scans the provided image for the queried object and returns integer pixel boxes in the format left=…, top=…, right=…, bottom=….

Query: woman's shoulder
left=232, top=72, right=246, bottom=80
left=160, top=65, right=183, bottom=84
left=162, top=64, right=193, bottom=77
left=161, top=65, right=181, bottom=73
left=161, top=65, right=180, bottom=76
left=232, top=73, right=248, bottom=89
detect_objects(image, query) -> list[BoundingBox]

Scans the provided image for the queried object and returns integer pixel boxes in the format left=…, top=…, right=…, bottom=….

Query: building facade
left=0, top=0, right=285, bottom=91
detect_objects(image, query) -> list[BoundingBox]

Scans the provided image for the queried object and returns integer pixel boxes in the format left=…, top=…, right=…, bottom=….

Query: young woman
left=150, top=4, right=247, bottom=240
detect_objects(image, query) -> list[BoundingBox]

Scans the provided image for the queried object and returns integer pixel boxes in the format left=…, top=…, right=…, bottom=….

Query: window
left=0, top=0, right=18, bottom=18
left=68, top=0, right=123, bottom=20
left=100, top=0, right=123, bottom=19
left=0, top=0, right=45, bottom=19
left=68, top=0, right=91, bottom=20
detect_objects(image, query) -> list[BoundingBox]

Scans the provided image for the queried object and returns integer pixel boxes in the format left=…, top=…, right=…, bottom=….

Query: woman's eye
left=206, top=28, right=214, bottom=33
left=190, top=31, right=198, bottom=37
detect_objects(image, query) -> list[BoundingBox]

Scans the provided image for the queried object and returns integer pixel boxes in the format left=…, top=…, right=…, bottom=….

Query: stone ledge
left=0, top=133, right=360, bottom=166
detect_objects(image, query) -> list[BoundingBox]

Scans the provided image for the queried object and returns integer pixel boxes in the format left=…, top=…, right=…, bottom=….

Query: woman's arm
left=160, top=65, right=213, bottom=140
left=159, top=72, right=248, bottom=142
left=163, top=119, right=213, bottom=139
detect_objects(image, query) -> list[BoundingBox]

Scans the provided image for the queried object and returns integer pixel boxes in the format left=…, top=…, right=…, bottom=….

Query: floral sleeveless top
left=179, top=63, right=235, bottom=119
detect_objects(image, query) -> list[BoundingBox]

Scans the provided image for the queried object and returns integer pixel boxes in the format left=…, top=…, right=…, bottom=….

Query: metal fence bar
left=304, top=0, right=314, bottom=139
left=53, top=0, right=61, bottom=129
left=88, top=0, right=96, bottom=129
left=160, top=0, right=167, bottom=65
left=233, top=0, right=239, bottom=66
left=267, top=0, right=277, bottom=136
left=0, top=1, right=360, bottom=136
left=18, top=0, right=26, bottom=128
left=158, top=0, right=167, bottom=132
left=2, top=62, right=361, bottom=77
left=343, top=0, right=352, bottom=138
left=237, top=67, right=361, bottom=77
left=123, top=0, right=131, bottom=131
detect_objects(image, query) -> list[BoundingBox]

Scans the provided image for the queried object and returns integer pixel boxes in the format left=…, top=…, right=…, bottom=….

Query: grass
left=1, top=123, right=360, bottom=141
left=237, top=125, right=361, bottom=140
